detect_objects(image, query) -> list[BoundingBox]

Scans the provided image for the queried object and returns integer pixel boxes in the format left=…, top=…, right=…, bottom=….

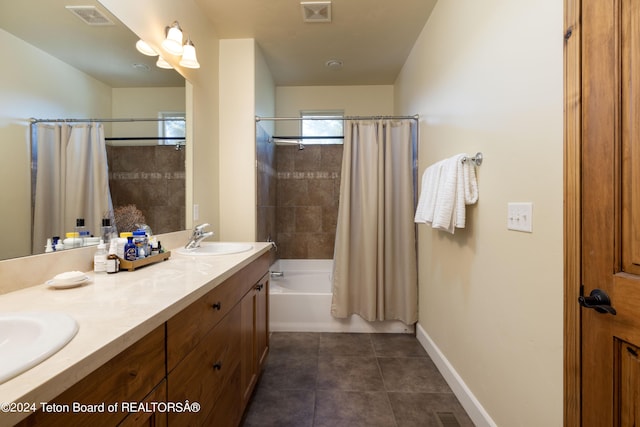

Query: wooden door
left=570, top=0, right=640, bottom=424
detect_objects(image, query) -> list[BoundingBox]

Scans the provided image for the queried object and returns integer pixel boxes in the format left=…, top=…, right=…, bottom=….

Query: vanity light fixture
left=156, top=56, right=174, bottom=69
left=179, top=37, right=200, bottom=69
left=135, top=39, right=158, bottom=56
left=162, top=21, right=184, bottom=56
left=135, top=21, right=200, bottom=70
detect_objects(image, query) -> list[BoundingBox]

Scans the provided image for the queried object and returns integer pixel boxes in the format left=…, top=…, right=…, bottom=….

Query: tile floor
left=241, top=332, right=474, bottom=427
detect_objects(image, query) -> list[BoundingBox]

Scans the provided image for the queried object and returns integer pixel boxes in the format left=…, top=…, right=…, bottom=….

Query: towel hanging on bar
left=414, top=153, right=480, bottom=233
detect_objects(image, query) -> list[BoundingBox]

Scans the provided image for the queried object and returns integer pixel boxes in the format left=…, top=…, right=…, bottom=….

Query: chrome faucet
left=185, top=223, right=214, bottom=249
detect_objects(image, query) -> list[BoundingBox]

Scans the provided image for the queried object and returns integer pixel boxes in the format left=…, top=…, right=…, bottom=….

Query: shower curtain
left=32, top=123, right=113, bottom=253
left=331, top=119, right=418, bottom=325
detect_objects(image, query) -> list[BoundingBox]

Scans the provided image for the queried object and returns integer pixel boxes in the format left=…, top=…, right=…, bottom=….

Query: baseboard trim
left=416, top=322, right=497, bottom=427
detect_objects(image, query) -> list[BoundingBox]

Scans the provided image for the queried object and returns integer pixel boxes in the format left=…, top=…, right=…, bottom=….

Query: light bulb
left=179, top=38, right=200, bottom=69
left=162, top=21, right=183, bottom=55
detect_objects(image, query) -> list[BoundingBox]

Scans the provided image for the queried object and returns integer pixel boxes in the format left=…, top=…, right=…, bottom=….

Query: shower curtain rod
left=29, top=117, right=185, bottom=124
left=256, top=114, right=419, bottom=122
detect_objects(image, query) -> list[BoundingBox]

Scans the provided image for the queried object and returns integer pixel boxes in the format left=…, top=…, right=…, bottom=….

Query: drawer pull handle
left=212, top=302, right=222, bottom=310
left=256, top=284, right=263, bottom=291
left=213, top=362, right=222, bottom=371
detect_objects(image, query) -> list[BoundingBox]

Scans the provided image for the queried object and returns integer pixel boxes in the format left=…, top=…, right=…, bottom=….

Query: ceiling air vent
left=65, top=6, right=114, bottom=26
left=301, top=1, right=332, bottom=23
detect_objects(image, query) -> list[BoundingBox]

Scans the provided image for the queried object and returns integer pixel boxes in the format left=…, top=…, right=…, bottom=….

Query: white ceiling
left=0, top=0, right=436, bottom=87
left=196, top=0, right=437, bottom=86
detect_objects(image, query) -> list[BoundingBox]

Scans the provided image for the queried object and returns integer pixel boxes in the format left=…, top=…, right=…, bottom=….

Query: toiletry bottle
left=93, top=240, right=107, bottom=273
left=124, top=236, right=136, bottom=261
left=133, top=230, right=147, bottom=259
left=45, top=238, right=53, bottom=253
left=150, top=236, right=159, bottom=256
left=106, top=240, right=120, bottom=274
left=101, top=218, right=113, bottom=245
left=116, top=232, right=133, bottom=259
left=75, top=218, right=89, bottom=247
left=63, top=232, right=81, bottom=248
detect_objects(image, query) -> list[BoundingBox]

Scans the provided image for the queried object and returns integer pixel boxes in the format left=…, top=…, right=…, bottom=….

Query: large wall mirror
left=0, top=0, right=188, bottom=261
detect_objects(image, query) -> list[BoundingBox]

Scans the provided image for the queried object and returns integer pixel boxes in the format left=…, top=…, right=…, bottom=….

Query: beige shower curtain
left=331, top=119, right=418, bottom=325
left=33, top=123, right=113, bottom=253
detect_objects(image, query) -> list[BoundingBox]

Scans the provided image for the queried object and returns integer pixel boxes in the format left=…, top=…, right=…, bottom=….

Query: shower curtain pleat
left=331, top=119, right=418, bottom=325
left=33, top=123, right=113, bottom=253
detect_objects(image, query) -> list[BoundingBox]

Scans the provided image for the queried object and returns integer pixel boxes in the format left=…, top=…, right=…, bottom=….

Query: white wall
left=218, top=39, right=258, bottom=241
left=111, top=87, right=186, bottom=144
left=394, top=1, right=563, bottom=426
left=275, top=85, right=394, bottom=136
left=101, top=0, right=221, bottom=235
left=0, top=29, right=112, bottom=260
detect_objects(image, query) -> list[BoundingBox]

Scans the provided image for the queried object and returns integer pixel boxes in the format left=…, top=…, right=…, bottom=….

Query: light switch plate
left=507, top=202, right=533, bottom=232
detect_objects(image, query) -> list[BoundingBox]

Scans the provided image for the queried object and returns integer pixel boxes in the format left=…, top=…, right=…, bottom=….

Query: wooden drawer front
left=168, top=306, right=241, bottom=426
left=17, top=326, right=166, bottom=427
left=167, top=275, right=240, bottom=371
left=118, top=379, right=167, bottom=427
left=167, top=252, right=271, bottom=371
left=204, top=366, right=242, bottom=427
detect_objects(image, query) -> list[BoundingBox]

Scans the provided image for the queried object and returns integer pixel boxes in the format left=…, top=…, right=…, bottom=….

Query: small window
left=300, top=110, right=343, bottom=144
left=158, top=112, right=186, bottom=146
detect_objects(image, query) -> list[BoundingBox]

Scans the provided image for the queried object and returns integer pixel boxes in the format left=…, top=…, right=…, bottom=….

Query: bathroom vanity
left=0, top=242, right=271, bottom=427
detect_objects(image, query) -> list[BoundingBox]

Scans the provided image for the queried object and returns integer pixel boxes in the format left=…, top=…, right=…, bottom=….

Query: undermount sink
left=0, top=312, right=78, bottom=384
left=176, top=242, right=254, bottom=256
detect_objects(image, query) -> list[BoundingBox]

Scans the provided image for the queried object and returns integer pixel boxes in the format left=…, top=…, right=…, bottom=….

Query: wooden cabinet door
left=255, top=274, right=269, bottom=370
left=240, top=285, right=258, bottom=406
left=240, top=273, right=270, bottom=407
left=578, top=0, right=640, bottom=424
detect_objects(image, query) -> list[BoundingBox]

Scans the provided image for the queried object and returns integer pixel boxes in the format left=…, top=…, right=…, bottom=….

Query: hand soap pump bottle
left=93, top=239, right=107, bottom=273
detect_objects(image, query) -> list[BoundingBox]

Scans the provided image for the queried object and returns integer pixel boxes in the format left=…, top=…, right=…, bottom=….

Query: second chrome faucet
left=185, top=223, right=214, bottom=249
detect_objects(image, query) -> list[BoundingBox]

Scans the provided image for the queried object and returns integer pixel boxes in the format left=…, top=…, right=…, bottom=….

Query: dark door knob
left=578, top=288, right=616, bottom=315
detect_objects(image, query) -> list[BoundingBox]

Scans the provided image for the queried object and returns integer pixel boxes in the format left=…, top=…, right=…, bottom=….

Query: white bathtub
left=269, top=259, right=414, bottom=333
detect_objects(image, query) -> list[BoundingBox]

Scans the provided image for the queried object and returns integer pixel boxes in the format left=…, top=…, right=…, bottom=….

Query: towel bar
left=462, top=152, right=483, bottom=166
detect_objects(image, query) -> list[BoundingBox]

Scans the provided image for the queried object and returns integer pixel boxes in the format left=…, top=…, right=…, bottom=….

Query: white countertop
left=0, top=242, right=271, bottom=426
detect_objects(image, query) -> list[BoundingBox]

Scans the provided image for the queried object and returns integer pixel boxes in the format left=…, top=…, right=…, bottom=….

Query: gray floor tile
left=314, top=390, right=396, bottom=427
left=371, top=333, right=428, bottom=357
left=242, top=332, right=474, bottom=427
left=378, top=357, right=452, bottom=393
left=259, top=355, right=318, bottom=390
left=317, top=355, right=385, bottom=391
left=388, top=392, right=475, bottom=427
left=243, top=388, right=315, bottom=427
left=319, top=332, right=375, bottom=356
left=269, top=332, right=320, bottom=358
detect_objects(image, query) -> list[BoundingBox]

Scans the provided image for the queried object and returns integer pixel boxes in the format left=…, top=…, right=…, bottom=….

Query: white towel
left=414, top=153, right=479, bottom=233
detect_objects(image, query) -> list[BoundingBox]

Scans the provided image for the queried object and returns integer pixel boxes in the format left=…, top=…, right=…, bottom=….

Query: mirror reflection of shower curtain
left=32, top=123, right=113, bottom=253
left=331, top=119, right=418, bottom=325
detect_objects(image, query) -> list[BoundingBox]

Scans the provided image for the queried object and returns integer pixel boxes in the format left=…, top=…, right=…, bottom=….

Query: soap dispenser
left=93, top=240, right=107, bottom=273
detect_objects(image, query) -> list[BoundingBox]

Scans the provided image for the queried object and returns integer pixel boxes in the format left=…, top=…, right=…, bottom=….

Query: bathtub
left=269, top=259, right=414, bottom=333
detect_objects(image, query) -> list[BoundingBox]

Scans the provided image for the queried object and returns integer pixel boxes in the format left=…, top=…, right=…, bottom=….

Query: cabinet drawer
left=16, top=326, right=165, bottom=427
left=166, top=252, right=271, bottom=371
left=168, top=305, right=241, bottom=425
left=204, top=366, right=242, bottom=427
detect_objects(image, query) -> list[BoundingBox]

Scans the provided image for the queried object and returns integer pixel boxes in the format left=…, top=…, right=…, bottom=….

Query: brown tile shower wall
left=106, top=145, right=185, bottom=235
left=276, top=144, right=343, bottom=259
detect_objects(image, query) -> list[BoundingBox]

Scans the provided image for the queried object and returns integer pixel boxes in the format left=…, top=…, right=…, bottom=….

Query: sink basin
left=0, top=312, right=78, bottom=384
left=176, top=242, right=253, bottom=256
